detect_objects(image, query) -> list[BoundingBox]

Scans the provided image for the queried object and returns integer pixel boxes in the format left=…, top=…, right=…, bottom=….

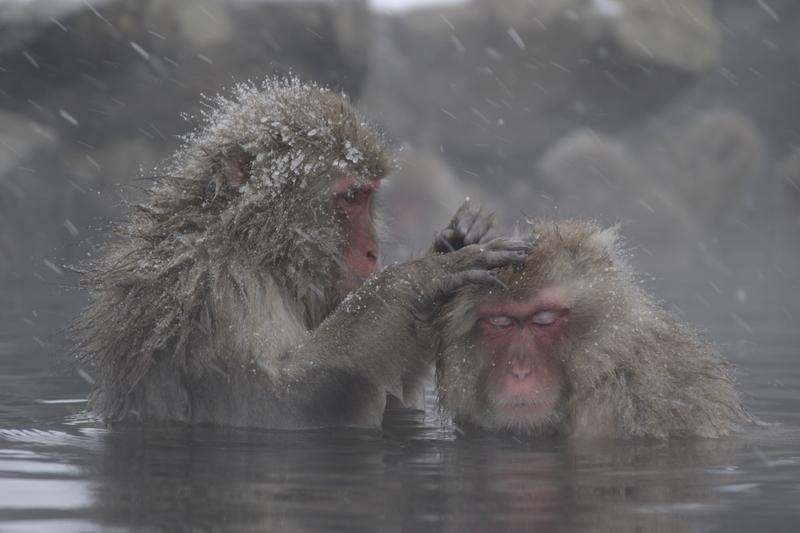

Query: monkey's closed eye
left=529, top=309, right=568, bottom=326
left=485, top=316, right=514, bottom=329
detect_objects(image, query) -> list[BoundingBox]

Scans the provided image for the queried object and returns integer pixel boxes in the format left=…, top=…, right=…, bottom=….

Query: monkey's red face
left=474, top=288, right=569, bottom=428
left=333, top=177, right=381, bottom=291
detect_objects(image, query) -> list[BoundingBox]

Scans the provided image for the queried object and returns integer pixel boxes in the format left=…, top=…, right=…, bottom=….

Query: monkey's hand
left=430, top=236, right=534, bottom=294
left=430, top=201, right=501, bottom=254
left=289, top=236, right=534, bottom=425
left=350, top=236, right=534, bottom=317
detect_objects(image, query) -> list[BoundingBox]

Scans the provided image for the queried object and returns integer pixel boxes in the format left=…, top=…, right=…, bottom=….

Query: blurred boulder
left=362, top=0, right=722, bottom=171
left=596, top=0, right=721, bottom=73
left=536, top=127, right=698, bottom=250
left=534, top=105, right=765, bottom=266
left=0, top=0, right=374, bottom=285
left=0, top=0, right=374, bottom=187
left=381, top=149, right=472, bottom=263
left=0, top=0, right=116, bottom=51
left=538, top=128, right=643, bottom=211
left=777, top=146, right=800, bottom=232
left=777, top=146, right=800, bottom=201
left=651, top=108, right=765, bottom=218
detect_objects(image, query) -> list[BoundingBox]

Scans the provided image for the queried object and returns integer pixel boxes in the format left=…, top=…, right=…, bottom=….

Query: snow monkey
left=72, top=79, right=533, bottom=428
left=433, top=218, right=758, bottom=439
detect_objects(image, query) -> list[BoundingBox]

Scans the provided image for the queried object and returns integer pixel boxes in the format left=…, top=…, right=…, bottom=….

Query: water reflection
left=1, top=287, right=799, bottom=532
left=2, top=396, right=799, bottom=533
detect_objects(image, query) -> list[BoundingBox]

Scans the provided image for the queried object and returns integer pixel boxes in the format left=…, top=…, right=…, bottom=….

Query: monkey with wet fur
left=433, top=218, right=758, bottom=439
left=71, top=79, right=532, bottom=428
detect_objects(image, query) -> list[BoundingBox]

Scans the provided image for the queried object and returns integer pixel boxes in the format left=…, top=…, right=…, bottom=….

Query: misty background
left=0, top=0, right=798, bottom=403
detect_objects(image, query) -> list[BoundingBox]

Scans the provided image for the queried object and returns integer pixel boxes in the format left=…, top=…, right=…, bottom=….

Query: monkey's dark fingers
left=478, top=249, right=530, bottom=270
left=468, top=223, right=502, bottom=247
left=433, top=230, right=457, bottom=254
left=476, top=236, right=536, bottom=254
left=455, top=237, right=534, bottom=271
left=454, top=210, right=479, bottom=238
left=458, top=214, right=491, bottom=246
left=432, top=205, right=506, bottom=254
left=452, top=202, right=502, bottom=246
left=443, top=270, right=506, bottom=292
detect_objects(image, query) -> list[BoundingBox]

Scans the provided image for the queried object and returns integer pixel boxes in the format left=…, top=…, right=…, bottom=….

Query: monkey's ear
left=223, top=146, right=255, bottom=191
left=585, top=226, right=619, bottom=267
left=591, top=226, right=619, bottom=250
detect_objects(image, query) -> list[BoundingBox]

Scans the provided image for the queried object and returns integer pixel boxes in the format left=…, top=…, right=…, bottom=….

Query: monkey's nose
left=367, top=251, right=380, bottom=270
left=509, top=361, right=533, bottom=380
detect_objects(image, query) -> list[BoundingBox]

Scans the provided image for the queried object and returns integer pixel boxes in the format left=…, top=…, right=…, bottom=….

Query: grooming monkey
left=72, top=79, right=532, bottom=428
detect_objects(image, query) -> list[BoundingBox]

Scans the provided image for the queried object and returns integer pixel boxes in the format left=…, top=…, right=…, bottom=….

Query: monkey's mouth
left=494, top=388, right=558, bottom=425
left=493, top=397, right=557, bottom=422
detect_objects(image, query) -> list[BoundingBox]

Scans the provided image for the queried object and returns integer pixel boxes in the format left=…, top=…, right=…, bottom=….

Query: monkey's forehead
left=476, top=285, right=571, bottom=311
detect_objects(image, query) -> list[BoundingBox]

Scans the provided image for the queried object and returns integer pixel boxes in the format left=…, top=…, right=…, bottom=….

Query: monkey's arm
left=277, top=236, right=534, bottom=428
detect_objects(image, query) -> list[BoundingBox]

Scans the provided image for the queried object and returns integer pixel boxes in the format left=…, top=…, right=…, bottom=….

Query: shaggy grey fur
left=435, top=219, right=758, bottom=439
left=71, top=79, right=533, bottom=428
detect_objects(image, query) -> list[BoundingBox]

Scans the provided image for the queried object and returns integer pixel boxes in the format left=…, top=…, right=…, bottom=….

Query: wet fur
left=435, top=219, right=758, bottom=439
left=71, top=80, right=391, bottom=424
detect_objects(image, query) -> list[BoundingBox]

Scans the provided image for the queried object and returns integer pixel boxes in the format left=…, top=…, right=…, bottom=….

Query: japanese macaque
left=434, top=218, right=758, bottom=439
left=71, top=79, right=533, bottom=428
